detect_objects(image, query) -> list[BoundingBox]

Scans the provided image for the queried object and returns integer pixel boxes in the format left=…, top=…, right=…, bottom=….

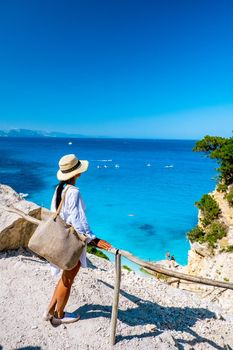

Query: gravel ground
left=0, top=249, right=233, bottom=350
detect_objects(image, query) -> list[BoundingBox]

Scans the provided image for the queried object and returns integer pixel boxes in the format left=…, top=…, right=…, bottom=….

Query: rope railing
left=107, top=247, right=233, bottom=345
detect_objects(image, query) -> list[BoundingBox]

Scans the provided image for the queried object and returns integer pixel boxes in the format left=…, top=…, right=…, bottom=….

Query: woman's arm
left=69, top=189, right=111, bottom=249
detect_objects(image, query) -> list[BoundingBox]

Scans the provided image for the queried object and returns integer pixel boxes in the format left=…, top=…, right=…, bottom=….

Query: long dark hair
left=55, top=178, right=74, bottom=209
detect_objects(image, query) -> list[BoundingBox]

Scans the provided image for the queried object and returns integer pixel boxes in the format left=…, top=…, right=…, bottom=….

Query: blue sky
left=0, top=0, right=232, bottom=139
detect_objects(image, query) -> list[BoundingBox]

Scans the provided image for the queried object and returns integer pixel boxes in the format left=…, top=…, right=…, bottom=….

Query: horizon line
left=0, top=135, right=200, bottom=141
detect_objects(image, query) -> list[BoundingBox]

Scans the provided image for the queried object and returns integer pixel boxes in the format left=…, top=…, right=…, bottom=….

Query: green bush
left=155, top=273, right=169, bottom=281
left=195, top=194, right=221, bottom=226
left=226, top=188, right=233, bottom=207
left=226, top=245, right=233, bottom=252
left=187, top=222, right=227, bottom=248
left=205, top=222, right=227, bottom=248
left=123, top=265, right=132, bottom=272
left=217, top=183, right=228, bottom=193
left=87, top=245, right=110, bottom=260
left=187, top=225, right=205, bottom=243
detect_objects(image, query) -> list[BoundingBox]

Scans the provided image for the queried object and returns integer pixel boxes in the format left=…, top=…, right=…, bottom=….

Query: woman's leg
left=48, top=261, right=81, bottom=318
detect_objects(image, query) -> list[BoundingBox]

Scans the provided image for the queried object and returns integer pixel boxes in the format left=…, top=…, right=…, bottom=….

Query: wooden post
left=110, top=250, right=121, bottom=346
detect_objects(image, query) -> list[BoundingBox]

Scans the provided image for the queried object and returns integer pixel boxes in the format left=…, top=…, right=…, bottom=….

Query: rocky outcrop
left=213, top=187, right=233, bottom=228
left=0, top=184, right=49, bottom=251
left=183, top=187, right=233, bottom=310
left=186, top=189, right=233, bottom=274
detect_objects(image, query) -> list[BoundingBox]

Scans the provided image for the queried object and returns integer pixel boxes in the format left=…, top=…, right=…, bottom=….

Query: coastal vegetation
left=226, top=187, right=233, bottom=207
left=187, top=134, right=233, bottom=249
left=195, top=194, right=221, bottom=227
left=221, top=245, right=233, bottom=253
left=187, top=226, right=205, bottom=244
left=187, top=222, right=227, bottom=248
left=226, top=245, right=233, bottom=253
left=193, top=134, right=233, bottom=185
left=204, top=221, right=227, bottom=248
left=217, top=183, right=228, bottom=193
left=87, top=245, right=110, bottom=260
left=122, top=265, right=132, bottom=272
left=188, top=192, right=226, bottom=248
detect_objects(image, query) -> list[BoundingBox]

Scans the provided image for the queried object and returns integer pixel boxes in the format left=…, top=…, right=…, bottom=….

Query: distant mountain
left=0, top=128, right=88, bottom=138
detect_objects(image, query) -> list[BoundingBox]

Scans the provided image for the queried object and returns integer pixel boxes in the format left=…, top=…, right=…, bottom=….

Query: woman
left=43, top=154, right=111, bottom=325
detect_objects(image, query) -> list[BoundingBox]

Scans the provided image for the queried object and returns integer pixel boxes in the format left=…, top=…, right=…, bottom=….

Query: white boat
left=68, top=142, right=72, bottom=145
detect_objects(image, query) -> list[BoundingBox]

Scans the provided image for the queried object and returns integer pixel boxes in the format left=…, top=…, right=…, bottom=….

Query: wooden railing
left=107, top=248, right=233, bottom=345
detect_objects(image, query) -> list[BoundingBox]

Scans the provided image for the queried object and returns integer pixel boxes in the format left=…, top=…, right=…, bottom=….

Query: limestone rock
left=184, top=186, right=233, bottom=309
left=213, top=189, right=233, bottom=227
left=0, top=184, right=48, bottom=251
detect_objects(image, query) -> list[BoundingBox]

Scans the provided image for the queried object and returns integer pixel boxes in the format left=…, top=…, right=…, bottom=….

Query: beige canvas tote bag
left=28, top=186, right=87, bottom=270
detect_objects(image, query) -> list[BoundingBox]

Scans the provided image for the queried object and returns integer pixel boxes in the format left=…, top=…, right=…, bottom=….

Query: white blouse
left=50, top=185, right=95, bottom=270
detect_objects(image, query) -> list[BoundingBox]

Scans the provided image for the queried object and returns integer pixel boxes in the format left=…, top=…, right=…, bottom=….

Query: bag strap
left=1, top=185, right=71, bottom=223
left=0, top=203, right=41, bottom=225
left=53, top=185, right=70, bottom=219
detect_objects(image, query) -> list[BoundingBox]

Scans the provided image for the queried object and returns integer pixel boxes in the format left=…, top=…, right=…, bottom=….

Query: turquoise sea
left=0, top=137, right=217, bottom=266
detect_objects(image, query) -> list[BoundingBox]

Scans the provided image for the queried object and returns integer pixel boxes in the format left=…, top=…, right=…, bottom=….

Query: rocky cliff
left=183, top=186, right=233, bottom=310
left=0, top=184, right=49, bottom=251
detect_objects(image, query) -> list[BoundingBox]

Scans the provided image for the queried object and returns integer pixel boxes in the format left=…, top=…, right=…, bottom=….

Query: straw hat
left=57, top=154, right=89, bottom=181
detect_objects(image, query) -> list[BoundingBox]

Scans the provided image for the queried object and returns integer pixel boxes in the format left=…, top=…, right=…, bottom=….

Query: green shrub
left=123, top=265, right=132, bottom=272
left=87, top=245, right=110, bottom=260
left=224, top=277, right=229, bottom=282
left=205, top=222, right=227, bottom=248
left=226, top=245, right=233, bottom=253
left=187, top=225, right=205, bottom=243
left=217, top=183, right=228, bottom=193
left=195, top=194, right=221, bottom=226
left=155, top=273, right=169, bottom=281
left=226, top=188, right=233, bottom=207
left=187, top=222, right=227, bottom=248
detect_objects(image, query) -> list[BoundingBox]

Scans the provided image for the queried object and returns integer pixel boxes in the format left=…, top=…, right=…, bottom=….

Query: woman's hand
left=96, top=239, right=112, bottom=251
left=91, top=238, right=112, bottom=251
